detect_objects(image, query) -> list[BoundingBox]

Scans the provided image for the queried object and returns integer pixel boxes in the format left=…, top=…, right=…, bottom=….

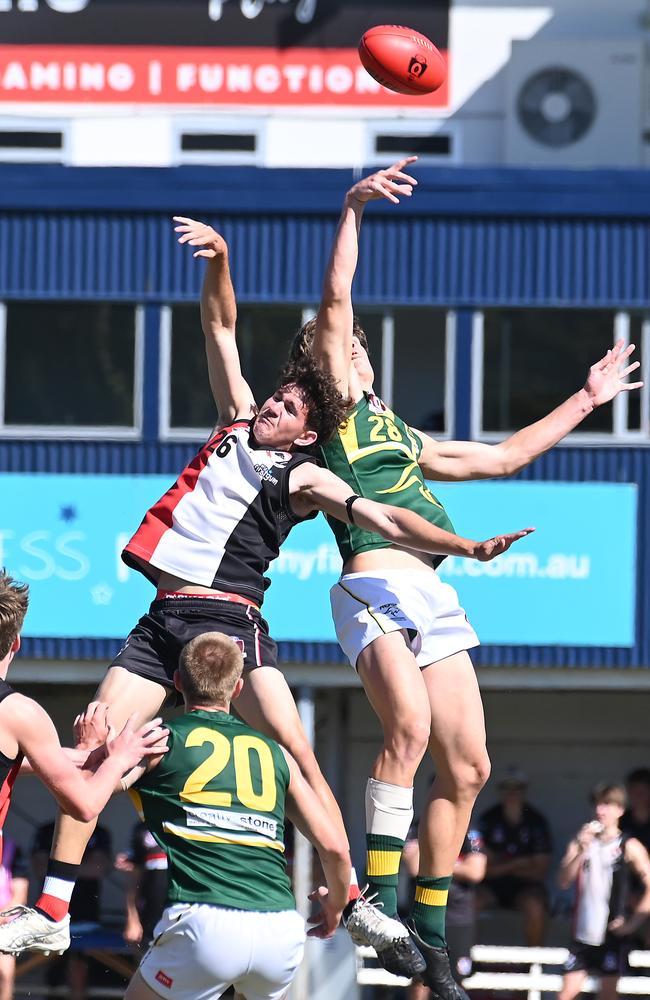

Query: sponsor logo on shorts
left=230, top=637, right=247, bottom=659
left=155, top=971, right=173, bottom=989
left=378, top=603, right=407, bottom=621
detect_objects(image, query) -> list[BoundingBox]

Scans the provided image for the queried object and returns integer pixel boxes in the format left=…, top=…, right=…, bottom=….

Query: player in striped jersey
left=0, top=571, right=168, bottom=955
left=287, top=159, right=643, bottom=996
left=1, top=213, right=532, bottom=959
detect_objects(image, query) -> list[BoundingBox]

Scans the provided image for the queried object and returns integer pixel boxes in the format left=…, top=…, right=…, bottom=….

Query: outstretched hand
left=346, top=157, right=418, bottom=206
left=474, top=527, right=535, bottom=562
left=173, top=216, right=227, bottom=259
left=584, top=339, right=643, bottom=406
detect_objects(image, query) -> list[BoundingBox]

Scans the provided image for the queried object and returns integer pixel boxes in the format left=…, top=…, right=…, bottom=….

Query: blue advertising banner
left=0, top=475, right=637, bottom=647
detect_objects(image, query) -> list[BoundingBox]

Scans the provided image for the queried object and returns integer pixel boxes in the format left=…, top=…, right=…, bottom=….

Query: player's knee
left=385, top=716, right=430, bottom=765
left=449, top=751, right=491, bottom=799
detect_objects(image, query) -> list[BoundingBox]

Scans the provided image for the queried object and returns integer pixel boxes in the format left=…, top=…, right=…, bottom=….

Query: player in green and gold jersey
left=119, top=631, right=351, bottom=1000
left=286, top=158, right=642, bottom=999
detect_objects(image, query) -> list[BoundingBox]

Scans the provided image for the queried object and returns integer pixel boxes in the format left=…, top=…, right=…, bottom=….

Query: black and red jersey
left=0, top=680, right=22, bottom=863
left=123, top=421, right=316, bottom=606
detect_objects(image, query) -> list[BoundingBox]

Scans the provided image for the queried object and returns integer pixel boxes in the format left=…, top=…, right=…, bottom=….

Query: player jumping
left=287, top=157, right=643, bottom=997
left=0, top=218, right=532, bottom=957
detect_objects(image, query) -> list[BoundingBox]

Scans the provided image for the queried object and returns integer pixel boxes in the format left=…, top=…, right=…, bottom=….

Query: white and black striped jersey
left=123, top=420, right=316, bottom=606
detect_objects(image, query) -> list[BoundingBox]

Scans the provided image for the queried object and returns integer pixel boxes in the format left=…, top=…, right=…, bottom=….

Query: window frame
left=161, top=303, right=454, bottom=441
left=0, top=300, right=144, bottom=439
left=472, top=308, right=650, bottom=445
left=159, top=304, right=215, bottom=442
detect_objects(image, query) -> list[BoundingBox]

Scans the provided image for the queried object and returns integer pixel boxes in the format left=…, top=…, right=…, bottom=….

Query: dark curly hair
left=288, top=314, right=369, bottom=367
left=277, top=357, right=349, bottom=446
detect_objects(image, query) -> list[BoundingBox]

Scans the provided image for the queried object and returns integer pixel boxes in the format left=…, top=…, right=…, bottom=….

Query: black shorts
left=484, top=876, right=549, bottom=910
left=110, top=597, right=278, bottom=699
left=564, top=939, right=629, bottom=976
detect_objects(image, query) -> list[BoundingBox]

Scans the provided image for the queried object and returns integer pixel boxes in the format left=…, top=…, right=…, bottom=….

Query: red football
left=359, top=24, right=447, bottom=96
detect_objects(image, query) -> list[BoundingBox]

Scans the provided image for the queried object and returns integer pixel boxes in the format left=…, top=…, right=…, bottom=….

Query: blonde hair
left=0, top=571, right=29, bottom=660
left=590, top=782, right=627, bottom=809
left=179, top=632, right=244, bottom=706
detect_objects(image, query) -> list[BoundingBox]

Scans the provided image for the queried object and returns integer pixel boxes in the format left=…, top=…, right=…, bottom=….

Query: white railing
left=356, top=944, right=650, bottom=998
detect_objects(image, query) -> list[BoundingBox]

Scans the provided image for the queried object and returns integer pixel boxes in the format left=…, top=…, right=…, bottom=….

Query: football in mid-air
left=358, top=24, right=447, bottom=96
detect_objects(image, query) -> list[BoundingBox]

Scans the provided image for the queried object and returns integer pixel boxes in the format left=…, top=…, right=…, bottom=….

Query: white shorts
left=139, top=903, right=306, bottom=1000
left=330, top=569, right=479, bottom=670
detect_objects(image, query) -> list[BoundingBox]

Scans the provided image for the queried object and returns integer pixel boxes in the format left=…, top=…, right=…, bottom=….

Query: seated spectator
left=477, top=766, right=552, bottom=946
left=558, top=782, right=650, bottom=1000
left=0, top=836, right=28, bottom=1000
left=402, top=822, right=486, bottom=997
left=32, top=820, right=112, bottom=1000
left=115, top=821, right=168, bottom=949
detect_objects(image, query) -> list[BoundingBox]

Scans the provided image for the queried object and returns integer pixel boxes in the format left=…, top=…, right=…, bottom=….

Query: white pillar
left=290, top=686, right=316, bottom=1000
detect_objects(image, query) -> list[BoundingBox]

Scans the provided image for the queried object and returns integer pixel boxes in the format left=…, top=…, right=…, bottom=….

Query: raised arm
left=312, top=159, right=418, bottom=395
left=283, top=750, right=351, bottom=939
left=173, top=216, right=256, bottom=424
left=417, top=340, right=642, bottom=482
left=289, top=462, right=534, bottom=562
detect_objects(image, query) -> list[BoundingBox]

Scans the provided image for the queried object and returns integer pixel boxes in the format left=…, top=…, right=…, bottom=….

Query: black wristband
left=345, top=494, right=361, bottom=525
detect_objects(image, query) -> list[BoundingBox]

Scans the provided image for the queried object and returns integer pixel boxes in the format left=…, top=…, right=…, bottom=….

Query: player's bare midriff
left=344, top=545, right=437, bottom=575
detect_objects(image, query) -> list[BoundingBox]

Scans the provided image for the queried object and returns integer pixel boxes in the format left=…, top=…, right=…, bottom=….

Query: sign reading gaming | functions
left=0, top=0, right=450, bottom=105
left=0, top=475, right=637, bottom=647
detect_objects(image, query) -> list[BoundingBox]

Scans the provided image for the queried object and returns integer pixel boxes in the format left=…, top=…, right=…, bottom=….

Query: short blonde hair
left=179, top=632, right=244, bottom=706
left=591, top=782, right=627, bottom=809
left=0, top=570, right=29, bottom=660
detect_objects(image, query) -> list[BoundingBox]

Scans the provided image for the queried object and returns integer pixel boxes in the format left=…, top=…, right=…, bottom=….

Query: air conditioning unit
left=505, top=39, right=643, bottom=167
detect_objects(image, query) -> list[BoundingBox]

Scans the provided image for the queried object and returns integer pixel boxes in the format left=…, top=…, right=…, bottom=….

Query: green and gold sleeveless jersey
left=321, top=392, right=455, bottom=566
left=131, top=709, right=294, bottom=912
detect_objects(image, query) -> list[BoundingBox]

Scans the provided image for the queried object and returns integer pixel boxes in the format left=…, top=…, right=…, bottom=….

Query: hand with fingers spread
left=346, top=156, right=418, bottom=206
left=173, top=216, right=227, bottom=260
left=74, top=701, right=111, bottom=751
left=584, top=339, right=643, bottom=407
left=474, top=527, right=535, bottom=562
left=106, top=715, right=169, bottom=772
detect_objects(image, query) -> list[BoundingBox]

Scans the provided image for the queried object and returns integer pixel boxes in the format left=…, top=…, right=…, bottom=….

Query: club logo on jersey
left=155, top=971, right=173, bottom=989
left=230, top=637, right=247, bottom=659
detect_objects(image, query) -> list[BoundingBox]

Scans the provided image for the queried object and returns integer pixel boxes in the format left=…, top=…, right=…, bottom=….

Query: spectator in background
left=621, top=768, right=650, bottom=949
left=114, top=821, right=168, bottom=949
left=0, top=836, right=29, bottom=1000
left=558, top=782, right=650, bottom=1000
left=477, top=767, right=552, bottom=946
left=622, top=769, right=650, bottom=852
left=403, top=822, right=486, bottom=998
left=32, top=820, right=112, bottom=1000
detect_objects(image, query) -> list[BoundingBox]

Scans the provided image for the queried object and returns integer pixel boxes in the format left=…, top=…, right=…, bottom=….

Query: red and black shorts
left=110, top=596, right=278, bottom=701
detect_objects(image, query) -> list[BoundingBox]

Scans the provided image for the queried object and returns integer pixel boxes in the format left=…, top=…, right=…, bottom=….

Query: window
left=628, top=314, right=650, bottom=434
left=392, top=308, right=447, bottom=432
left=165, top=304, right=303, bottom=434
left=1, top=301, right=140, bottom=435
left=481, top=309, right=619, bottom=435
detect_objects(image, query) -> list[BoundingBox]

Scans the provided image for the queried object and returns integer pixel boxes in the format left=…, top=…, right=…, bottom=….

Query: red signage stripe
left=0, top=44, right=449, bottom=106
